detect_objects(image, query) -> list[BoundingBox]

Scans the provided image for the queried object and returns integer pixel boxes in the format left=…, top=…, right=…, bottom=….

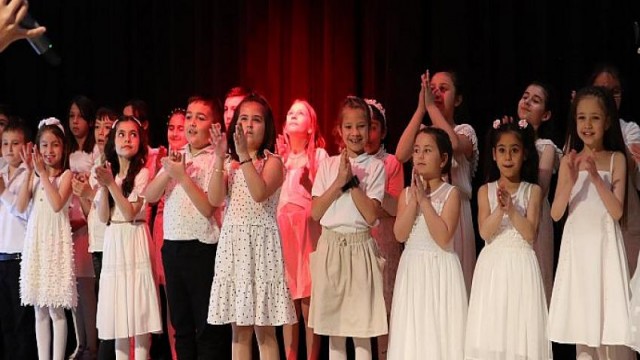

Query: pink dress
left=277, top=148, right=328, bottom=299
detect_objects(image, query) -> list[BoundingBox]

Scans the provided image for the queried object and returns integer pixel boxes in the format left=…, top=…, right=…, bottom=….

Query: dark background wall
left=2, top=0, right=639, bottom=153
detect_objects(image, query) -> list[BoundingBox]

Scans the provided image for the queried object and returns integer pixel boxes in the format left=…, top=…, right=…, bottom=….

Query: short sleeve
left=365, top=160, right=386, bottom=203
left=621, top=119, right=640, bottom=145
left=128, top=168, right=150, bottom=202
left=311, top=157, right=330, bottom=197
left=454, top=123, right=479, bottom=177
left=536, top=138, right=562, bottom=173
left=315, top=148, right=329, bottom=164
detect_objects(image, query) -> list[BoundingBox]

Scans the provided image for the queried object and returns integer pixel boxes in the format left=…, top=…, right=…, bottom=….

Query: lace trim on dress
left=454, top=124, right=479, bottom=177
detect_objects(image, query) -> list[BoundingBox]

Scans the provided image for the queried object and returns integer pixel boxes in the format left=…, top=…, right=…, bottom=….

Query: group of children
left=0, top=63, right=639, bottom=360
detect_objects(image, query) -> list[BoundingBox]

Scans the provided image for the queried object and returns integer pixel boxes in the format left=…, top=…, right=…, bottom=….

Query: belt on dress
left=0, top=253, right=21, bottom=261
left=108, top=219, right=147, bottom=226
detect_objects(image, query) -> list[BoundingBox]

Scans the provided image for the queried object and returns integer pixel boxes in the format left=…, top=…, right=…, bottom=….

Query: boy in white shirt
left=144, top=96, right=230, bottom=359
left=0, top=119, right=37, bottom=359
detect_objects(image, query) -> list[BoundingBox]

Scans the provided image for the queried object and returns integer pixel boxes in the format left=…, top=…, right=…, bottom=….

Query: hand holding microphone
left=0, top=0, right=45, bottom=52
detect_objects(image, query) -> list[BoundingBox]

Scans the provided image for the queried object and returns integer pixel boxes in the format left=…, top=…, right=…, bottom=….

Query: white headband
left=38, top=117, right=65, bottom=134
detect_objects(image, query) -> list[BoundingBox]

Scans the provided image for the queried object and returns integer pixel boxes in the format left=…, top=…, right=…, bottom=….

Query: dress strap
left=442, top=183, right=455, bottom=202
left=523, top=182, right=532, bottom=210
left=609, top=151, right=616, bottom=173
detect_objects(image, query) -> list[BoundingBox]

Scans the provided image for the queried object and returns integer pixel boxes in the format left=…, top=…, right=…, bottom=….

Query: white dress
left=452, top=124, right=479, bottom=294
left=96, top=168, right=162, bottom=339
left=20, top=170, right=77, bottom=308
left=534, top=138, right=562, bottom=304
left=549, top=154, right=631, bottom=347
left=69, top=148, right=98, bottom=278
left=465, top=182, right=551, bottom=359
left=387, top=183, right=467, bottom=360
left=208, top=154, right=297, bottom=326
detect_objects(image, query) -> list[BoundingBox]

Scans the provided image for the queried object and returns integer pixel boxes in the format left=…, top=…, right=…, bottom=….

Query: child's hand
left=233, top=122, right=250, bottom=160
left=422, top=70, right=435, bottom=107
left=416, top=72, right=427, bottom=113
left=210, top=123, right=227, bottom=157
left=32, top=149, right=46, bottom=177
left=19, top=142, right=33, bottom=171
left=337, top=150, right=353, bottom=187
left=162, top=151, right=189, bottom=181
left=413, top=170, right=426, bottom=201
left=156, top=146, right=167, bottom=172
left=276, top=134, right=288, bottom=157
left=95, top=162, right=114, bottom=187
left=560, top=150, right=579, bottom=187
left=496, top=183, right=513, bottom=213
left=72, top=173, right=92, bottom=198
left=579, top=154, right=599, bottom=181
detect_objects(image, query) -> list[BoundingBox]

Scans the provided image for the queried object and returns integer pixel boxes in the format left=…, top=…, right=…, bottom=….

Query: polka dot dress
left=207, top=154, right=297, bottom=326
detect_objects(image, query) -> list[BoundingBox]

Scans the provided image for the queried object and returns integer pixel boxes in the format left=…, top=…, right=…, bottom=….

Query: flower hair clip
left=38, top=117, right=65, bottom=134
left=364, top=98, right=386, bottom=123
left=167, top=108, right=186, bottom=119
left=518, top=119, right=528, bottom=129
left=492, top=119, right=501, bottom=129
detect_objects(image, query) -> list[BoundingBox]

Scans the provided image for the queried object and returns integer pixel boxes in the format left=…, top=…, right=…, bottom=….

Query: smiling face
left=2, top=130, right=26, bottom=168
left=237, top=101, right=267, bottom=153
left=69, top=103, right=90, bottom=140
left=493, top=131, right=524, bottom=180
left=517, top=84, right=550, bottom=129
left=94, top=116, right=114, bottom=153
left=185, top=101, right=214, bottom=150
left=114, top=120, right=141, bottom=159
left=339, top=107, right=369, bottom=156
left=412, top=132, right=446, bottom=179
left=39, top=130, right=65, bottom=168
left=167, top=112, right=187, bottom=150
left=576, top=95, right=607, bottom=150
left=430, top=72, right=461, bottom=120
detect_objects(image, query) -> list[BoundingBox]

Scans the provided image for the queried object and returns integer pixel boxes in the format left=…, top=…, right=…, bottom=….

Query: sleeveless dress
left=465, top=182, right=551, bottom=359
left=452, top=124, right=479, bottom=294
left=387, top=183, right=467, bottom=360
left=208, top=154, right=297, bottom=326
left=96, top=168, right=162, bottom=339
left=20, top=170, right=77, bottom=308
left=277, top=148, right=327, bottom=299
left=534, top=138, right=562, bottom=304
left=549, top=153, right=631, bottom=347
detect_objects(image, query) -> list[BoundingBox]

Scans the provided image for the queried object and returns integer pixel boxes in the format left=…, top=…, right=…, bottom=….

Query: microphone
left=634, top=21, right=640, bottom=55
left=19, top=13, right=61, bottom=66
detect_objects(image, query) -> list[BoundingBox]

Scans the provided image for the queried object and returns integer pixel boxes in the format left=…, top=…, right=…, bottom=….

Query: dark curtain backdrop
left=1, top=0, right=639, bottom=153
